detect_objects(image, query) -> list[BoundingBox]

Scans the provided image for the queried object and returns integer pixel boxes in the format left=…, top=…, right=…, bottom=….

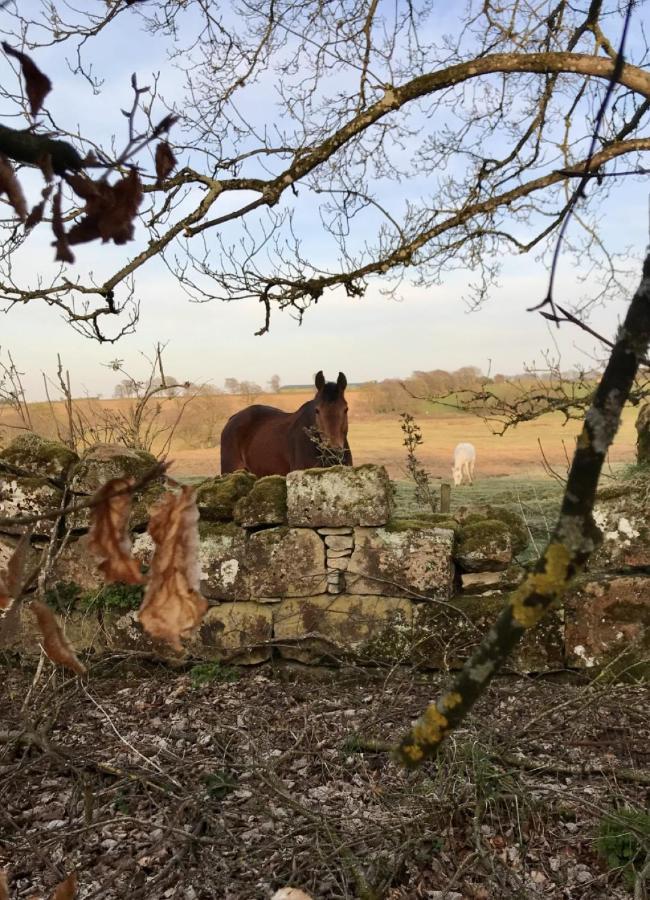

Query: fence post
left=440, top=482, right=451, bottom=513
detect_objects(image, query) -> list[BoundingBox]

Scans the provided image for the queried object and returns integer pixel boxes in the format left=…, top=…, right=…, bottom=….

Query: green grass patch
left=190, top=661, right=239, bottom=687
left=596, top=807, right=650, bottom=887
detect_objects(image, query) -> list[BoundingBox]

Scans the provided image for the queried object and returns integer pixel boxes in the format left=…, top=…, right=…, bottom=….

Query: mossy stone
left=69, top=444, right=158, bottom=495
left=385, top=515, right=460, bottom=534
left=0, top=433, right=78, bottom=482
left=234, top=475, right=287, bottom=527
left=196, top=470, right=256, bottom=522
left=456, top=519, right=512, bottom=572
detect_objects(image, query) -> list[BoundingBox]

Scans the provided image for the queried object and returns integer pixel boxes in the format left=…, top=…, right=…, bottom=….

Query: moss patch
left=458, top=519, right=510, bottom=554
left=44, top=580, right=144, bottom=614
left=0, top=433, right=79, bottom=482
left=385, top=515, right=459, bottom=534
left=197, top=470, right=256, bottom=522
left=234, top=475, right=287, bottom=526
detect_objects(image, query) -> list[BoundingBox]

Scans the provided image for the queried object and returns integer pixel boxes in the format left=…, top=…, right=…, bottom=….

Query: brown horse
left=220, top=371, right=352, bottom=476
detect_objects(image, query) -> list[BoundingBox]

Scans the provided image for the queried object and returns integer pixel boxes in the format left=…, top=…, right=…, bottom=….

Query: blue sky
left=0, top=2, right=647, bottom=399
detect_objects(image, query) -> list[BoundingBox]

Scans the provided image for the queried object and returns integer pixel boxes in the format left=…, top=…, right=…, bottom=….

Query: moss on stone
left=234, top=474, right=287, bottom=526
left=483, top=506, right=529, bottom=554
left=385, top=515, right=459, bottom=534
left=70, top=445, right=159, bottom=495
left=196, top=470, right=256, bottom=521
left=0, top=433, right=78, bottom=482
left=458, top=519, right=510, bottom=554
left=198, top=520, right=245, bottom=540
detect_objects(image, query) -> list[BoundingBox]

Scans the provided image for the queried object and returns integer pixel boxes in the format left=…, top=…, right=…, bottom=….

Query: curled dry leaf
left=271, top=891, right=314, bottom=900
left=52, top=184, right=74, bottom=263
left=65, top=169, right=143, bottom=246
left=2, top=42, right=52, bottom=117
left=138, top=486, right=207, bottom=651
left=0, top=153, right=27, bottom=221
left=31, top=601, right=86, bottom=676
left=26, top=183, right=54, bottom=230
left=88, top=477, right=144, bottom=585
left=0, top=870, right=8, bottom=900
left=50, top=873, right=77, bottom=900
left=0, top=530, right=32, bottom=612
left=155, top=141, right=176, bottom=186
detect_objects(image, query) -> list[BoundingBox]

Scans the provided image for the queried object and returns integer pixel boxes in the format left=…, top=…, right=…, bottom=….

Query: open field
left=0, top=389, right=639, bottom=482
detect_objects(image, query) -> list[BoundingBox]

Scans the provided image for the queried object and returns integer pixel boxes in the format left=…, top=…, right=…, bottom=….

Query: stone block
left=233, top=475, right=287, bottom=527
left=52, top=534, right=107, bottom=592
left=565, top=576, right=650, bottom=675
left=591, top=479, right=650, bottom=570
left=0, top=475, right=63, bottom=537
left=274, top=594, right=413, bottom=663
left=286, top=465, right=392, bottom=527
left=327, top=556, right=349, bottom=571
left=191, top=602, right=273, bottom=664
left=3, top=604, right=107, bottom=656
left=318, top=527, right=353, bottom=535
left=324, top=534, right=354, bottom=551
left=346, top=526, right=455, bottom=599
left=0, top=433, right=78, bottom=483
left=247, top=527, right=327, bottom=598
left=636, top=403, right=650, bottom=466
left=198, top=522, right=249, bottom=601
left=461, top=565, right=525, bottom=595
left=455, top=520, right=512, bottom=572
left=412, top=597, right=564, bottom=673
left=196, top=471, right=256, bottom=522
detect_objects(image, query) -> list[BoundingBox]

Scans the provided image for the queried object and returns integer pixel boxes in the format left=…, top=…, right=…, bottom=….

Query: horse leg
left=468, top=460, right=475, bottom=484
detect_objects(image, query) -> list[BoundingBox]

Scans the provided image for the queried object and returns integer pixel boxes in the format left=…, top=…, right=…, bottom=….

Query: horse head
left=313, top=370, right=349, bottom=452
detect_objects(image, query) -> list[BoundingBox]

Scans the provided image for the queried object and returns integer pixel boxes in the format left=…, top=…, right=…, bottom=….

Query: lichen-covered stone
left=274, top=594, right=413, bottom=663
left=411, top=596, right=563, bottom=673
left=636, top=402, right=650, bottom=466
left=461, top=565, right=525, bottom=595
left=0, top=433, right=79, bottom=483
left=190, top=602, right=272, bottom=664
left=458, top=507, right=528, bottom=555
left=564, top=576, right=650, bottom=677
left=52, top=535, right=106, bottom=592
left=286, top=465, right=392, bottom=527
left=347, top=526, right=455, bottom=599
left=247, top=527, right=327, bottom=598
left=233, top=475, right=287, bottom=527
left=5, top=604, right=107, bottom=656
left=591, top=477, right=650, bottom=570
left=67, top=443, right=164, bottom=530
left=0, top=475, right=63, bottom=536
left=197, top=470, right=256, bottom=522
left=198, top=522, right=249, bottom=601
left=455, top=520, right=512, bottom=572
left=385, top=514, right=460, bottom=533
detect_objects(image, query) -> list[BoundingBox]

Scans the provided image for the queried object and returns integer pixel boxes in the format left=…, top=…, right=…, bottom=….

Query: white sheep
left=452, top=442, right=476, bottom=486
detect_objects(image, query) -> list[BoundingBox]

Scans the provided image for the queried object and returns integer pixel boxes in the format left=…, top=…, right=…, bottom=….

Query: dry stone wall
left=1, top=434, right=648, bottom=678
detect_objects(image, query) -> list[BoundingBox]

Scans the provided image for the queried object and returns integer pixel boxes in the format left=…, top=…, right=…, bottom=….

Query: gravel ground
left=1, top=659, right=648, bottom=899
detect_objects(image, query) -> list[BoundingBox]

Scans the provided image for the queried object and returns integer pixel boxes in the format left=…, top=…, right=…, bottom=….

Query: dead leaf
left=51, top=184, right=74, bottom=263
left=0, top=530, right=32, bottom=611
left=51, top=873, right=77, bottom=900
left=271, top=891, right=314, bottom=900
left=66, top=169, right=143, bottom=246
left=2, top=42, right=52, bottom=117
left=155, top=141, right=176, bottom=186
left=26, top=183, right=54, bottom=230
left=88, top=477, right=145, bottom=585
left=0, top=870, right=8, bottom=900
left=31, top=601, right=87, bottom=676
left=138, top=486, right=207, bottom=651
left=0, top=153, right=27, bottom=221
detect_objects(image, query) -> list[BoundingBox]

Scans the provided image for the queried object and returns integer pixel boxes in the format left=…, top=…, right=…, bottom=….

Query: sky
left=0, top=2, right=647, bottom=400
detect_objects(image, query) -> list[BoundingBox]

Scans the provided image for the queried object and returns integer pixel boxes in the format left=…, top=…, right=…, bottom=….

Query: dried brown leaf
left=0, top=530, right=31, bottom=611
left=0, top=870, right=8, bottom=900
left=51, top=184, right=74, bottom=263
left=138, top=486, right=207, bottom=651
left=66, top=169, right=143, bottom=247
left=26, top=183, right=54, bottom=230
left=50, top=873, right=77, bottom=900
left=2, top=42, right=52, bottom=117
left=0, top=153, right=27, bottom=221
left=37, top=152, right=55, bottom=183
left=88, top=477, right=145, bottom=585
left=31, top=601, right=86, bottom=675
left=271, top=891, right=314, bottom=900
left=155, top=141, right=176, bottom=186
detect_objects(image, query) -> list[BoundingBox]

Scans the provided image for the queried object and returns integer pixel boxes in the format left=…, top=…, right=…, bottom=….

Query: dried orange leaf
left=271, top=891, right=314, bottom=900
left=52, top=184, right=74, bottom=263
left=31, top=601, right=86, bottom=675
left=0, top=153, right=27, bottom=221
left=88, top=477, right=144, bottom=585
left=0, top=870, right=8, bottom=900
left=154, top=141, right=176, bottom=186
left=2, top=42, right=52, bottom=116
left=138, top=486, right=207, bottom=651
left=50, top=873, right=77, bottom=900
left=0, top=530, right=31, bottom=611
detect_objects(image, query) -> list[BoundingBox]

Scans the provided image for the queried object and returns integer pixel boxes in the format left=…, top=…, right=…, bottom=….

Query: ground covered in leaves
left=1, top=660, right=648, bottom=899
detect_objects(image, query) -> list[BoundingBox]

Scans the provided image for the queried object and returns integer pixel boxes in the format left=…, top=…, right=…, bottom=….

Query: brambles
left=400, top=413, right=437, bottom=514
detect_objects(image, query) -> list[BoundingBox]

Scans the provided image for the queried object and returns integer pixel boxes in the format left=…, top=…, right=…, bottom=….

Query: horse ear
left=315, top=370, right=325, bottom=391
left=337, top=372, right=347, bottom=392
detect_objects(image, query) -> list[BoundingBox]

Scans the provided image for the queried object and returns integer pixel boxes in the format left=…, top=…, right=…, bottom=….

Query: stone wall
left=1, top=434, right=648, bottom=677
